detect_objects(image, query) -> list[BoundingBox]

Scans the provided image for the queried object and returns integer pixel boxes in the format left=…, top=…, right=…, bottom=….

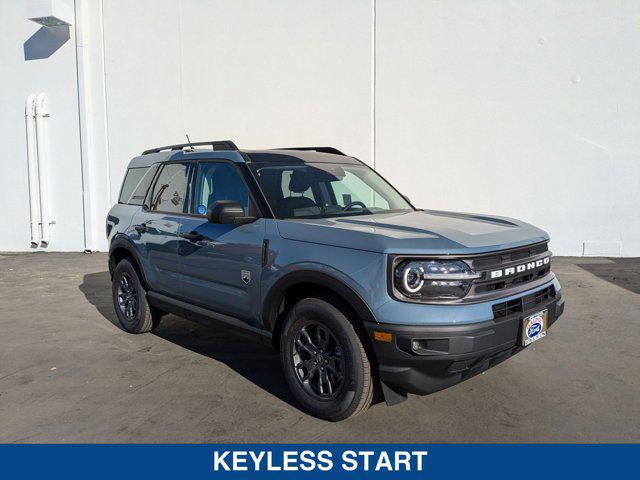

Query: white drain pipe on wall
left=25, top=92, right=54, bottom=248
left=25, top=94, right=41, bottom=248
left=35, top=93, right=52, bottom=247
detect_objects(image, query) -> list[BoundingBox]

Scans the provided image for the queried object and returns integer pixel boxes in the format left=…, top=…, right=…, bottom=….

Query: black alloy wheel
left=280, top=297, right=375, bottom=421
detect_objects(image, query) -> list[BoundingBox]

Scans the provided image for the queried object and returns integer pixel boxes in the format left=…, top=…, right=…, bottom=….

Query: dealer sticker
left=521, top=309, right=548, bottom=346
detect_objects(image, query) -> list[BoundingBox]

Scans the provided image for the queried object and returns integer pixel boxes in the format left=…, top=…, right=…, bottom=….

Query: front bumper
left=365, top=289, right=564, bottom=397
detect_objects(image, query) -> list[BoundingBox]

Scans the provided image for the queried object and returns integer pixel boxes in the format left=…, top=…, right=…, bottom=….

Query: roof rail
left=142, top=140, right=238, bottom=155
left=274, top=146, right=345, bottom=156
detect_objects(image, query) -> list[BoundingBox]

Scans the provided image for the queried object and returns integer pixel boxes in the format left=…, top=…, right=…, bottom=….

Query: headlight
left=393, top=259, right=480, bottom=301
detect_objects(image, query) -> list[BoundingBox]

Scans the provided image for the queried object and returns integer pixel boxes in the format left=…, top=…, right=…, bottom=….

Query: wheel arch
left=108, top=236, right=149, bottom=289
left=262, top=270, right=378, bottom=350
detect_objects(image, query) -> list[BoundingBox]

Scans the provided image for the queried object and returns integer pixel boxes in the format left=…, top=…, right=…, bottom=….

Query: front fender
left=261, top=265, right=379, bottom=331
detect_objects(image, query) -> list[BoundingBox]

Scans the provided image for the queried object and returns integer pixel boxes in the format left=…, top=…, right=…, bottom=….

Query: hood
left=276, top=210, right=549, bottom=255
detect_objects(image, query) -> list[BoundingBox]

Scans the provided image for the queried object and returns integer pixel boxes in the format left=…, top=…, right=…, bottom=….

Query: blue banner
left=0, top=444, right=636, bottom=479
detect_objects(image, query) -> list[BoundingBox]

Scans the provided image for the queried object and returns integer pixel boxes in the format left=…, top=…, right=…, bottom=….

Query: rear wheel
left=280, top=297, right=374, bottom=421
left=111, top=259, right=162, bottom=333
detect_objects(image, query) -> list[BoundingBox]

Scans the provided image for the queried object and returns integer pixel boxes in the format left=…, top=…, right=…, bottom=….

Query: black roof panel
left=243, top=149, right=362, bottom=165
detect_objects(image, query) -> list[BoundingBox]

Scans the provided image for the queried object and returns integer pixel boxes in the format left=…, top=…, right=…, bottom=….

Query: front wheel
left=280, top=297, right=374, bottom=421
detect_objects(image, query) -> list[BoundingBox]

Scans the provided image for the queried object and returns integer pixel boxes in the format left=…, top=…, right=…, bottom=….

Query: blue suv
left=107, top=140, right=564, bottom=421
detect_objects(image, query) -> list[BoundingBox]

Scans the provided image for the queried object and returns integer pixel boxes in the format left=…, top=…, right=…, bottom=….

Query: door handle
left=133, top=223, right=147, bottom=234
left=180, top=231, right=205, bottom=242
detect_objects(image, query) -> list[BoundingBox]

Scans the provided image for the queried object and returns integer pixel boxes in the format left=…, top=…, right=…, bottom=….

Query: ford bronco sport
left=107, top=140, right=564, bottom=421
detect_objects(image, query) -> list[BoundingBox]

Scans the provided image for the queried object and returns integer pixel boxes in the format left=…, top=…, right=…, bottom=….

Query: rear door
left=131, top=162, right=193, bottom=296
left=176, top=160, right=265, bottom=326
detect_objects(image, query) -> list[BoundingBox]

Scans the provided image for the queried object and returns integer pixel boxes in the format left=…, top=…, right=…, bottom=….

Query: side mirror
left=207, top=200, right=257, bottom=225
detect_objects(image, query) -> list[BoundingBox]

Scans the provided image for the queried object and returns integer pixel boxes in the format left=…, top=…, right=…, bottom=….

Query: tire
left=111, top=259, right=162, bottom=334
left=280, top=297, right=374, bottom=421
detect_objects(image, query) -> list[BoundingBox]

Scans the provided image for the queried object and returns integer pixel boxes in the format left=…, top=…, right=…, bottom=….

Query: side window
left=192, top=162, right=251, bottom=215
left=331, top=171, right=389, bottom=209
left=149, top=163, right=190, bottom=213
left=130, top=164, right=159, bottom=206
left=119, top=166, right=159, bottom=205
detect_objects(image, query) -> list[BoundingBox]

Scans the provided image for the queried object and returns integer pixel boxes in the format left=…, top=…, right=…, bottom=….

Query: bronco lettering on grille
left=489, top=256, right=550, bottom=279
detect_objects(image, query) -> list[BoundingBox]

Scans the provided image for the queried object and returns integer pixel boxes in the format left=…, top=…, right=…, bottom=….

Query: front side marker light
left=373, top=331, right=393, bottom=343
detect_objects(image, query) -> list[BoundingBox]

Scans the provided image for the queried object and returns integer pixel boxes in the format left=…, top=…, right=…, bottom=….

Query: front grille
left=474, top=265, right=551, bottom=294
left=492, top=285, right=556, bottom=319
left=465, top=242, right=551, bottom=297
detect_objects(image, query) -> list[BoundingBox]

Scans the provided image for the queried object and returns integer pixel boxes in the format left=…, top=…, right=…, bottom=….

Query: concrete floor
left=0, top=253, right=638, bottom=443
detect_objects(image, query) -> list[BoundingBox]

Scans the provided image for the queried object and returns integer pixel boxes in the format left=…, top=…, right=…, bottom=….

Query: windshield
left=249, top=161, right=413, bottom=219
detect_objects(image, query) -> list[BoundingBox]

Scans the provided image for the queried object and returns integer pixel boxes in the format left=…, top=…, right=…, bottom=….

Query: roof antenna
left=185, top=133, right=194, bottom=151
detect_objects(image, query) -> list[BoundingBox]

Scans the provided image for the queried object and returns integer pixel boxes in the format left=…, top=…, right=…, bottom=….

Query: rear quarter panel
left=106, top=204, right=138, bottom=242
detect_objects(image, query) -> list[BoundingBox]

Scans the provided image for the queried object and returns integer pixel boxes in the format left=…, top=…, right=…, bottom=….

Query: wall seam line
left=100, top=0, right=112, bottom=207
left=73, top=0, right=88, bottom=251
left=371, top=0, right=376, bottom=169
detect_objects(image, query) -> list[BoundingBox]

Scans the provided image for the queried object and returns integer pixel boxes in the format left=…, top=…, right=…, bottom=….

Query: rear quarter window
left=118, top=164, right=159, bottom=205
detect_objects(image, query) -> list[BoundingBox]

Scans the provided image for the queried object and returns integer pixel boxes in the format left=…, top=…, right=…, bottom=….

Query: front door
left=177, top=161, right=265, bottom=327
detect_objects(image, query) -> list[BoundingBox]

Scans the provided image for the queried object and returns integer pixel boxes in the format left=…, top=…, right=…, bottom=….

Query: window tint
left=119, top=167, right=150, bottom=205
left=276, top=168, right=321, bottom=217
left=281, top=170, right=316, bottom=202
left=149, top=163, right=190, bottom=213
left=192, top=162, right=251, bottom=215
left=332, top=170, right=389, bottom=209
left=251, top=163, right=411, bottom=219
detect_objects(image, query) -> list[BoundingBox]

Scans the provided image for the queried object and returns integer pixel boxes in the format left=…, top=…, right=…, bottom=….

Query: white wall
left=2, top=0, right=639, bottom=256
left=102, top=0, right=373, bottom=204
left=0, top=0, right=85, bottom=251
left=375, top=0, right=640, bottom=256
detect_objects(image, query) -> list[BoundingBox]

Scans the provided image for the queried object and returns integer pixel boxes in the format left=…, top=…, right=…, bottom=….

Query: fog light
left=409, top=338, right=450, bottom=355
